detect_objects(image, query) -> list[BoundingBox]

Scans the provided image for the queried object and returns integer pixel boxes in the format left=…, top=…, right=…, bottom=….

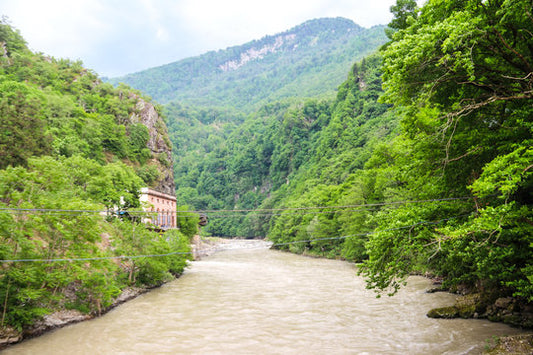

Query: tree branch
left=445, top=146, right=482, bottom=163
left=445, top=90, right=533, bottom=120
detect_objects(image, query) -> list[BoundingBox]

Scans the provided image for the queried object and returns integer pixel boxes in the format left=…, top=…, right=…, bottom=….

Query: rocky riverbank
left=0, top=286, right=149, bottom=349
left=427, top=292, right=533, bottom=329
left=484, top=334, right=533, bottom=354
left=426, top=288, right=533, bottom=354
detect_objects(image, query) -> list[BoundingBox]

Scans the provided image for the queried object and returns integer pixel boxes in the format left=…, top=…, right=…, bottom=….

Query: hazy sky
left=2, top=0, right=406, bottom=77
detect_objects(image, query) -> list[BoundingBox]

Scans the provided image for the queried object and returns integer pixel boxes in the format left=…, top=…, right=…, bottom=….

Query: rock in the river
left=427, top=293, right=480, bottom=319
left=428, top=293, right=533, bottom=329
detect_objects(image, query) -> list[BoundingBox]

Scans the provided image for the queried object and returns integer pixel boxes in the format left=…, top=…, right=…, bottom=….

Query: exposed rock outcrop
left=427, top=293, right=533, bottom=329
left=130, top=95, right=175, bottom=196
left=0, top=327, right=22, bottom=348
left=24, top=310, right=91, bottom=338
left=219, top=34, right=297, bottom=71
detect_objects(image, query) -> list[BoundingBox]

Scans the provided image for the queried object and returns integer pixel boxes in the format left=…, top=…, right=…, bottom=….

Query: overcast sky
left=2, top=0, right=408, bottom=78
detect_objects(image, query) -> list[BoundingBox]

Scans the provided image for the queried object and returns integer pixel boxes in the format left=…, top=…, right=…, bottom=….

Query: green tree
left=127, top=123, right=151, bottom=164
left=0, top=20, right=183, bottom=332
left=361, top=0, right=533, bottom=297
left=0, top=81, right=52, bottom=168
left=389, top=0, right=419, bottom=32
left=176, top=206, right=200, bottom=239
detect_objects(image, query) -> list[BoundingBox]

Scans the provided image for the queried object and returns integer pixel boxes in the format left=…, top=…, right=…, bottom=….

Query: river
left=4, top=240, right=526, bottom=354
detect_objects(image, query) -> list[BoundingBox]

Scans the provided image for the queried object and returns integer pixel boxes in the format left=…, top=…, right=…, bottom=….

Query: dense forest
left=0, top=20, right=197, bottom=335
left=167, top=0, right=533, bottom=324
left=166, top=54, right=392, bottom=241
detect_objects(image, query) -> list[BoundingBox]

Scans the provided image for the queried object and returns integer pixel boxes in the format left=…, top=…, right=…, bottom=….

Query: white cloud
left=3, top=0, right=105, bottom=57
left=1, top=0, right=404, bottom=77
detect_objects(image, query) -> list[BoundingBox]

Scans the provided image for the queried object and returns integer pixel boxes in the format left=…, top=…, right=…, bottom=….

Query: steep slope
left=109, top=18, right=387, bottom=111
left=0, top=21, right=193, bottom=344
left=129, top=96, right=175, bottom=195
left=167, top=54, right=394, bottom=240
left=0, top=22, right=175, bottom=195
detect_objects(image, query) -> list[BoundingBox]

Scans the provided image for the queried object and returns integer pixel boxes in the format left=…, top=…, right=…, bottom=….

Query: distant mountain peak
left=108, top=17, right=386, bottom=110
left=218, top=17, right=362, bottom=73
left=294, top=17, right=361, bottom=30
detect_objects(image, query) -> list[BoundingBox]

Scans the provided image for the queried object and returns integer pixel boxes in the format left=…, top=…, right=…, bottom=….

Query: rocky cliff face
left=130, top=95, right=176, bottom=196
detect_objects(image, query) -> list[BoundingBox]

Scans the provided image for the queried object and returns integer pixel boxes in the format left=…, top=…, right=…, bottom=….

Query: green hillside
left=109, top=18, right=388, bottom=111
left=0, top=20, right=196, bottom=337
left=169, top=54, right=391, bottom=241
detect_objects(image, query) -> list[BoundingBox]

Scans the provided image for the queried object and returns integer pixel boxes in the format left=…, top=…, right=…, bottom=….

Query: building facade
left=139, top=187, right=177, bottom=229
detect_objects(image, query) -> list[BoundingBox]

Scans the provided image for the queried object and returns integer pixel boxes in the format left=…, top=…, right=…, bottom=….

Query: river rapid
left=5, top=240, right=526, bottom=354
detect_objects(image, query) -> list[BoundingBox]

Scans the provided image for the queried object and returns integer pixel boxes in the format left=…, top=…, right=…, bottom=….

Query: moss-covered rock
left=427, top=294, right=480, bottom=319
left=427, top=304, right=477, bottom=319
left=427, top=305, right=462, bottom=318
left=428, top=292, right=533, bottom=329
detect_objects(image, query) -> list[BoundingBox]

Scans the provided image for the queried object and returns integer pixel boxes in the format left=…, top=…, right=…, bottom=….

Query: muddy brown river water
left=4, top=240, right=527, bottom=354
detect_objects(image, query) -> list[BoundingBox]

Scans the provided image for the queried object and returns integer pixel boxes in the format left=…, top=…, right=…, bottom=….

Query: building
left=139, top=187, right=177, bottom=229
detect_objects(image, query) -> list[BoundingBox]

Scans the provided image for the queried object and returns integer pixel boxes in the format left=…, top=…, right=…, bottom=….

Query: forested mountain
left=167, top=54, right=392, bottom=241
left=1, top=0, right=532, bottom=340
left=109, top=18, right=388, bottom=111
left=168, top=0, right=532, bottom=327
left=0, top=21, right=197, bottom=342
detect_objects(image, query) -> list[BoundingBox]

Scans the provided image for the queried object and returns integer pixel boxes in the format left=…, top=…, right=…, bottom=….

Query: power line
left=0, top=251, right=194, bottom=263
left=0, top=196, right=474, bottom=216
left=190, top=196, right=473, bottom=214
left=0, top=213, right=470, bottom=263
left=0, top=208, right=110, bottom=214
left=203, top=207, right=384, bottom=218
left=269, top=213, right=470, bottom=247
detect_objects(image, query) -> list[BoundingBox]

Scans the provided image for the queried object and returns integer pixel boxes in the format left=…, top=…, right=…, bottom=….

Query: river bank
left=427, top=292, right=533, bottom=328
left=0, top=237, right=269, bottom=349
left=0, top=285, right=150, bottom=349
left=426, top=292, right=533, bottom=354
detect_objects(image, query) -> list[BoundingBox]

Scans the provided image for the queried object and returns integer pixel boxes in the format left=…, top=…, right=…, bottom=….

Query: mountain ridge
left=108, top=18, right=387, bottom=111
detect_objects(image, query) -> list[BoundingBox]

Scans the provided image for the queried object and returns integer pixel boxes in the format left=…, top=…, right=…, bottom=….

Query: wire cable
left=189, top=196, right=473, bottom=213
left=270, top=213, right=470, bottom=247
left=0, top=213, right=470, bottom=263
left=0, top=196, right=474, bottom=217
left=0, top=251, right=194, bottom=263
